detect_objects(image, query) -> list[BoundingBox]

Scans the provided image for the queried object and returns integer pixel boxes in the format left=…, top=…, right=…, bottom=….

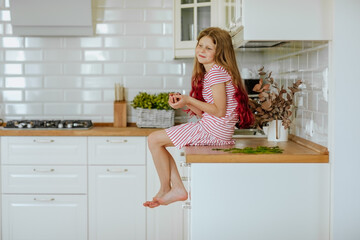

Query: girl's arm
left=185, top=103, right=203, bottom=117
left=172, top=82, right=227, bottom=118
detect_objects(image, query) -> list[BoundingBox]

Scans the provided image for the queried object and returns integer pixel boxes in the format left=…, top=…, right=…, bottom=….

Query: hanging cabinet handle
left=33, top=139, right=55, bottom=143
left=34, top=198, right=55, bottom=202
left=106, top=139, right=128, bottom=143
left=107, top=168, right=128, bottom=173
left=33, top=168, right=55, bottom=172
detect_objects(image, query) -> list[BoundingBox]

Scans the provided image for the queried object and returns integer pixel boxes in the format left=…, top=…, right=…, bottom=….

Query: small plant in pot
left=249, top=67, right=302, bottom=141
left=131, top=92, right=175, bottom=128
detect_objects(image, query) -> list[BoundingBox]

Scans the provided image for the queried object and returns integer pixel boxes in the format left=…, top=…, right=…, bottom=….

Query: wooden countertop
left=0, top=123, right=160, bottom=136
left=184, top=135, right=329, bottom=163
left=0, top=123, right=329, bottom=164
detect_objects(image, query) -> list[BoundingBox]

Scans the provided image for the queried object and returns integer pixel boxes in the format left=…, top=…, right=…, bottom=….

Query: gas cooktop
left=4, top=120, right=93, bottom=130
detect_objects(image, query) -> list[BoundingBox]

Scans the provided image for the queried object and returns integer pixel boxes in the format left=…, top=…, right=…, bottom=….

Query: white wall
left=332, top=0, right=360, bottom=239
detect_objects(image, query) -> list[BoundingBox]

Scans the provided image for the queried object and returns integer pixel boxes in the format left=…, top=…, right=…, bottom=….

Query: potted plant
left=131, top=92, right=175, bottom=128
left=249, top=67, right=302, bottom=141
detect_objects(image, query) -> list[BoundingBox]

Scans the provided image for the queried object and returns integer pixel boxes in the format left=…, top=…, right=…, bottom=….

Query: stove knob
left=58, top=123, right=63, bottom=129
left=27, top=123, right=33, bottom=128
left=18, top=124, right=23, bottom=129
left=66, top=123, right=73, bottom=128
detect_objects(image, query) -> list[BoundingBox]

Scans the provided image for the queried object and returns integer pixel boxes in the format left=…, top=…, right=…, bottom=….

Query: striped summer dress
left=166, top=64, right=238, bottom=149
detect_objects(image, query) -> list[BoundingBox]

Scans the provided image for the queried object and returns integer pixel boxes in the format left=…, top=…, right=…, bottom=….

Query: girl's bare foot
left=155, top=188, right=188, bottom=206
left=143, top=190, right=169, bottom=208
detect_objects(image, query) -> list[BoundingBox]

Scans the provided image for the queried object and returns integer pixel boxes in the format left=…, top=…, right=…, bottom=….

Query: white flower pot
left=267, top=120, right=288, bottom=142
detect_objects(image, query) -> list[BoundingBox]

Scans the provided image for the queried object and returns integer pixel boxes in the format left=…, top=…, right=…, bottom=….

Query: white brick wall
left=0, top=0, right=328, bottom=147
left=264, top=42, right=329, bottom=147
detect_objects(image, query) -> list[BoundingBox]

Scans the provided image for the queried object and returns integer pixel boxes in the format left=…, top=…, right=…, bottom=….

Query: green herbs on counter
left=212, top=146, right=284, bottom=154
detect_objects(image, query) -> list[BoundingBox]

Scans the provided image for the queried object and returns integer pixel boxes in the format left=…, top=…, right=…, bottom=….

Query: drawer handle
left=33, top=168, right=55, bottom=172
left=180, top=152, right=185, bottom=156
left=181, top=176, right=189, bottom=181
left=33, top=139, right=55, bottom=143
left=34, top=198, right=55, bottom=202
left=182, top=202, right=191, bottom=209
left=180, top=162, right=190, bottom=167
left=107, top=168, right=128, bottom=173
left=106, top=139, right=128, bottom=143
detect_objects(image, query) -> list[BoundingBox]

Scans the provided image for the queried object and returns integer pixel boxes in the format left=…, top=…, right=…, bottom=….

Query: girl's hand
left=171, top=94, right=188, bottom=109
left=168, top=93, right=183, bottom=109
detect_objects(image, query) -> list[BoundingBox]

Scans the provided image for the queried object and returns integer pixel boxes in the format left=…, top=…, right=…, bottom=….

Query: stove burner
left=4, top=120, right=93, bottom=129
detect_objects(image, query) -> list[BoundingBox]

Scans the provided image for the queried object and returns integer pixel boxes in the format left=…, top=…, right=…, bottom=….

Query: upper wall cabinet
left=174, top=0, right=240, bottom=58
left=232, top=0, right=332, bottom=48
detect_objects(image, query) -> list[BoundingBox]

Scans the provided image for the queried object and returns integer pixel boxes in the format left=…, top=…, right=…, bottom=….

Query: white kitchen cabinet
left=174, top=0, right=239, bottom=58
left=189, top=163, right=330, bottom=240
left=88, top=137, right=146, bottom=240
left=88, top=136, right=146, bottom=165
left=147, top=147, right=189, bottom=240
left=2, top=195, right=87, bottom=240
left=1, top=136, right=87, bottom=165
left=233, top=0, right=332, bottom=47
left=1, top=136, right=88, bottom=240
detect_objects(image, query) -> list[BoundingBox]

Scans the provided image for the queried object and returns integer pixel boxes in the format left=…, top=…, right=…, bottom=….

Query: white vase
left=267, top=120, right=288, bottom=142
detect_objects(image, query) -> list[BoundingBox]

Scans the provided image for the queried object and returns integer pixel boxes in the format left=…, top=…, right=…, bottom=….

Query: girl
left=143, top=27, right=253, bottom=208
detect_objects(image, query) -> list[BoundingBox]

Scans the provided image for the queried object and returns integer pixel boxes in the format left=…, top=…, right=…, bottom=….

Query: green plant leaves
left=212, top=146, right=284, bottom=154
left=131, top=92, right=173, bottom=110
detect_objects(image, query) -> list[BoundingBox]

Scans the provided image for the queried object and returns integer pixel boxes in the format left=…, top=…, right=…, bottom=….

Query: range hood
left=10, top=0, right=93, bottom=36
left=230, top=25, right=286, bottom=49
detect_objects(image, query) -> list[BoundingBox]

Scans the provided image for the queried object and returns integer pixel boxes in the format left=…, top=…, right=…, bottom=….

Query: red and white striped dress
left=166, top=64, right=238, bottom=149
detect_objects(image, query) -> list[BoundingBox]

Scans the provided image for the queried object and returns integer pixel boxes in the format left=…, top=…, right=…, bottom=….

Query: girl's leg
left=144, top=130, right=188, bottom=208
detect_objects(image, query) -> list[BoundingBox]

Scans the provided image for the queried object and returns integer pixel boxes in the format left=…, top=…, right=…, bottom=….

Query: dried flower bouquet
left=249, top=67, right=302, bottom=130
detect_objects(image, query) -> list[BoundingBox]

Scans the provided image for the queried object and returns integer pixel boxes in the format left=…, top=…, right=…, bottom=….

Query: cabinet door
left=89, top=166, right=146, bottom=240
left=190, top=163, right=330, bottom=240
left=242, top=0, right=332, bottom=40
left=1, top=136, right=87, bottom=165
left=88, top=137, right=146, bottom=165
left=174, top=0, right=217, bottom=58
left=2, top=166, right=87, bottom=194
left=2, top=195, right=87, bottom=240
left=146, top=147, right=186, bottom=240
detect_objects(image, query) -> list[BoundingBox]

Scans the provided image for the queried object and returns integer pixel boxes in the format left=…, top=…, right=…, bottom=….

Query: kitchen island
left=183, top=136, right=330, bottom=240
left=0, top=125, right=330, bottom=240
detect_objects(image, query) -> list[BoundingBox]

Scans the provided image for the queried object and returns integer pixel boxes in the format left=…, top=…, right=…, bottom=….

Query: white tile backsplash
left=104, top=37, right=144, bottom=48
left=0, top=0, right=328, bottom=147
left=44, top=103, right=82, bottom=115
left=25, top=37, right=63, bottom=48
left=264, top=42, right=329, bottom=146
left=125, top=23, right=163, bottom=35
left=64, top=37, right=103, bottom=48
left=2, top=90, right=22, bottom=101
left=44, top=76, right=82, bottom=89
left=4, top=64, right=23, bottom=75
left=1, top=37, right=23, bottom=48
left=5, top=103, right=43, bottom=115
left=44, top=50, right=82, bottom=61
left=5, top=77, right=43, bottom=88
left=25, top=90, right=64, bottom=102
left=5, top=50, right=43, bottom=61
left=64, top=63, right=102, bottom=75
left=25, top=63, right=62, bottom=75
left=64, top=90, right=102, bottom=102
left=104, top=63, right=144, bottom=75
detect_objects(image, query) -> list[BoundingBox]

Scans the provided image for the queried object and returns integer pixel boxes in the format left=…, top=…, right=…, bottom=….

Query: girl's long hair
left=189, top=27, right=254, bottom=128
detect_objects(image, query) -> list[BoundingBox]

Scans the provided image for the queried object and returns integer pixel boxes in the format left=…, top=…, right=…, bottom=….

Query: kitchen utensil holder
left=135, top=108, right=174, bottom=128
left=114, top=101, right=127, bottom=128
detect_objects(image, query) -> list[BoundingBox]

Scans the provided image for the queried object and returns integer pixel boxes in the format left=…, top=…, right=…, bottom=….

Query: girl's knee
left=148, top=130, right=170, bottom=148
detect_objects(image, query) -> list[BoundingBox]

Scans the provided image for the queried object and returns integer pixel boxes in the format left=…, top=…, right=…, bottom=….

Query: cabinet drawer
left=88, top=137, right=146, bottom=165
left=1, top=137, right=87, bottom=165
left=2, top=166, right=87, bottom=194
left=2, top=195, right=87, bottom=240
